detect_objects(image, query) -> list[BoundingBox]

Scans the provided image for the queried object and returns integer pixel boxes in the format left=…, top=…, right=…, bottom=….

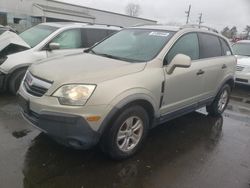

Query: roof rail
left=132, top=23, right=159, bottom=27
left=87, top=23, right=123, bottom=28
left=181, top=24, right=218, bottom=33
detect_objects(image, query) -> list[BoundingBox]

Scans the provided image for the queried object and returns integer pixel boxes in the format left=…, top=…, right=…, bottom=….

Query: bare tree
left=221, top=26, right=230, bottom=38
left=230, top=26, right=237, bottom=38
left=245, top=25, right=250, bottom=38
left=126, top=3, right=141, bottom=17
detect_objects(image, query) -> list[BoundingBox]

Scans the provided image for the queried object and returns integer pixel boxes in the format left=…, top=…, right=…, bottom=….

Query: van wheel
left=101, top=105, right=149, bottom=160
left=206, top=84, right=231, bottom=116
left=9, top=69, right=27, bottom=95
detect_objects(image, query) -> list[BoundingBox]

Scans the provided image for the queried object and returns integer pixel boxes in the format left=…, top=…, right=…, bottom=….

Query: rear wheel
left=8, top=68, right=27, bottom=95
left=101, top=105, right=149, bottom=160
left=206, top=84, right=231, bottom=116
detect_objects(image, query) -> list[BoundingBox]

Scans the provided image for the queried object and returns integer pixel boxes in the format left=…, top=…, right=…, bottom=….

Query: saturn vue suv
left=18, top=25, right=236, bottom=159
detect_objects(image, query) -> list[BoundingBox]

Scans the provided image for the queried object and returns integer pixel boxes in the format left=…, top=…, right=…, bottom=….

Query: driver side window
left=51, top=29, right=82, bottom=49
left=165, top=33, right=199, bottom=65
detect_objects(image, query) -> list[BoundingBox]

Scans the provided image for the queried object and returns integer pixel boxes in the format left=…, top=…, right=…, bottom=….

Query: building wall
left=0, top=0, right=157, bottom=32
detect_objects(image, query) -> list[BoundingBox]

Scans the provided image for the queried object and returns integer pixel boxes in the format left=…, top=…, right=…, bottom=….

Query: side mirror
left=166, top=54, right=191, bottom=74
left=48, top=43, right=60, bottom=51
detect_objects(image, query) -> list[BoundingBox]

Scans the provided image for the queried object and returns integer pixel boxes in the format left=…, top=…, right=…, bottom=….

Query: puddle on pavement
left=230, top=96, right=243, bottom=102
left=12, top=129, right=31, bottom=138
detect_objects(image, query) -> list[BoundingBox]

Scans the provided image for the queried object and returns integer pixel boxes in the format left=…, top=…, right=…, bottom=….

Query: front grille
left=236, top=66, right=245, bottom=72
left=23, top=72, right=52, bottom=97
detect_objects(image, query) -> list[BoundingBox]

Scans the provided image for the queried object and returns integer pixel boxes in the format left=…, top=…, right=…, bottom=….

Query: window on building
left=13, top=18, right=21, bottom=24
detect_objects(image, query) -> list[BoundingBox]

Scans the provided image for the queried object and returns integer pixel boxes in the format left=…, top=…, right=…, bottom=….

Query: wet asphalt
left=0, top=85, right=249, bottom=188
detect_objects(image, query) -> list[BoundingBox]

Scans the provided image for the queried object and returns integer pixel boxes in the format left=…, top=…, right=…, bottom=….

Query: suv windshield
left=90, top=29, right=175, bottom=62
left=19, top=25, right=58, bottom=48
left=232, top=43, right=250, bottom=56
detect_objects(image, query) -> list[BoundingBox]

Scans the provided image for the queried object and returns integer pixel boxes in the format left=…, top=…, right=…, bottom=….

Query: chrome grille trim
left=23, top=71, right=52, bottom=97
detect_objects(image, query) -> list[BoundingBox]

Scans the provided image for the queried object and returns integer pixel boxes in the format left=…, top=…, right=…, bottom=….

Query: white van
left=0, top=22, right=120, bottom=94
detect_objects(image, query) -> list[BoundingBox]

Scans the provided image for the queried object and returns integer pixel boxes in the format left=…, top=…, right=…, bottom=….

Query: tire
left=8, top=68, right=27, bottom=95
left=206, top=84, right=231, bottom=116
left=100, top=105, right=150, bottom=160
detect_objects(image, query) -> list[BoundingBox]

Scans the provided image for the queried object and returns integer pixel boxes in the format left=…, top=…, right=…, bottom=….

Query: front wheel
left=206, top=84, right=231, bottom=116
left=100, top=105, right=149, bottom=160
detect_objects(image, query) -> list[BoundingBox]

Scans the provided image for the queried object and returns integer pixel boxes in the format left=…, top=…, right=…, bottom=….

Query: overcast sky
left=60, top=0, right=249, bottom=32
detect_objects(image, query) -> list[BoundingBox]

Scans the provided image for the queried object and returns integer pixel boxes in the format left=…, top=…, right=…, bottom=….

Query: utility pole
left=185, top=5, right=191, bottom=24
left=198, top=13, right=203, bottom=27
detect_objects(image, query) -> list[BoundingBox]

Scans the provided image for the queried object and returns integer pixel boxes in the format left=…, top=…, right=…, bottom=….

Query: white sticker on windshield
left=149, top=32, right=170, bottom=37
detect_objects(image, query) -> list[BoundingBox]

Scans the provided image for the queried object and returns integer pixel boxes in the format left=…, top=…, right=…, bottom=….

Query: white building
left=0, top=0, right=157, bottom=32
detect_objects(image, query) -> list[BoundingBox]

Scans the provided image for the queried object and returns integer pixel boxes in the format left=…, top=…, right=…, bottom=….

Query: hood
left=236, top=55, right=250, bottom=67
left=29, top=53, right=146, bottom=84
left=0, top=31, right=30, bottom=56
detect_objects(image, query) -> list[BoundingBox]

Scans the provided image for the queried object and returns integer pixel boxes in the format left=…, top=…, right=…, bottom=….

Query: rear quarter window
left=219, top=38, right=232, bottom=56
left=198, top=33, right=222, bottom=58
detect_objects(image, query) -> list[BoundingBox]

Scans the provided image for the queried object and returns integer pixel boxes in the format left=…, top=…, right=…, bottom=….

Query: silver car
left=232, top=40, right=250, bottom=86
left=0, top=22, right=120, bottom=94
left=19, top=25, right=236, bottom=159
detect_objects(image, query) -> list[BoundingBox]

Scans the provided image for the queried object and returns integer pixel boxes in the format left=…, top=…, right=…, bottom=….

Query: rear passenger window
left=220, top=38, right=232, bottom=56
left=83, top=29, right=116, bottom=48
left=165, top=33, right=199, bottom=64
left=198, top=33, right=222, bottom=58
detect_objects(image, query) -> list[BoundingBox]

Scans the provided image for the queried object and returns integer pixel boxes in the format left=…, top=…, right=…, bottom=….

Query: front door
left=160, top=32, right=205, bottom=115
left=46, top=28, right=84, bottom=58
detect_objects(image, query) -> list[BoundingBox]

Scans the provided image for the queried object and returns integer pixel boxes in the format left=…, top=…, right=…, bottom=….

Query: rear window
left=220, top=38, right=232, bottom=56
left=198, top=33, right=222, bottom=58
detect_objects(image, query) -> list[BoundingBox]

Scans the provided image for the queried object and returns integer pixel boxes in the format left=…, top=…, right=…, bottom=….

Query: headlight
left=0, top=56, right=7, bottom=65
left=53, top=84, right=96, bottom=106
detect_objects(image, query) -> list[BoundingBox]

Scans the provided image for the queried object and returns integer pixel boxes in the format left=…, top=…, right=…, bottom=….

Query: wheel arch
left=99, top=94, right=158, bottom=135
left=216, top=76, right=235, bottom=95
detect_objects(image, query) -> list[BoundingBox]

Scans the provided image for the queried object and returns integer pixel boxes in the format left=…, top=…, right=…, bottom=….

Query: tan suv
left=18, top=25, right=236, bottom=159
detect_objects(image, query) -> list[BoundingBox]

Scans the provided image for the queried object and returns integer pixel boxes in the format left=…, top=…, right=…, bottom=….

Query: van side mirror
left=166, top=54, right=191, bottom=74
left=48, top=43, right=60, bottom=51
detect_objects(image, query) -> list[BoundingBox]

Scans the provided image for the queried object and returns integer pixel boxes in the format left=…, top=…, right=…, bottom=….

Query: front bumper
left=19, top=96, right=100, bottom=149
left=235, top=72, right=250, bottom=86
left=18, top=83, right=113, bottom=149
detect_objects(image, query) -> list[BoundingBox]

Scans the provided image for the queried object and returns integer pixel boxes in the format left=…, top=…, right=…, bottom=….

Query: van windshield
left=19, top=25, right=58, bottom=48
left=90, top=29, right=175, bottom=62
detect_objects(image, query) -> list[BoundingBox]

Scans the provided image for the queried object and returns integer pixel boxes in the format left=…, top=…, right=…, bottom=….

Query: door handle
left=196, top=69, right=205, bottom=75
left=222, top=64, right=227, bottom=69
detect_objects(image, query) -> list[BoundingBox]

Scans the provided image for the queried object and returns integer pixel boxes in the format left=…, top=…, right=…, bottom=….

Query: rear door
left=197, top=33, right=231, bottom=99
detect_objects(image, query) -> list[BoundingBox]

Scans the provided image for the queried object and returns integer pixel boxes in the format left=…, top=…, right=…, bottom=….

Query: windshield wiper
left=84, top=48, right=96, bottom=54
left=96, top=53, right=143, bottom=63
